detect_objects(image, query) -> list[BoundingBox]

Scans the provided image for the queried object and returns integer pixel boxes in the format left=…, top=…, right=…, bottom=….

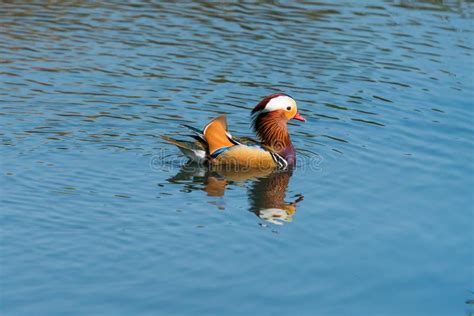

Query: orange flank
left=213, top=145, right=277, bottom=169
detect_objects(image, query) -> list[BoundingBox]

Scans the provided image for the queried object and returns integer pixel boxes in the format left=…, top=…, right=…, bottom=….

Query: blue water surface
left=1, top=1, right=473, bottom=315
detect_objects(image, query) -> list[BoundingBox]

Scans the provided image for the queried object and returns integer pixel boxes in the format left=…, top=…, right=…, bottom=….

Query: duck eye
left=286, top=106, right=291, bottom=111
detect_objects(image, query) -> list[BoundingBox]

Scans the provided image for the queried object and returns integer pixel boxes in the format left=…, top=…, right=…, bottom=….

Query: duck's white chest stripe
left=270, top=152, right=288, bottom=169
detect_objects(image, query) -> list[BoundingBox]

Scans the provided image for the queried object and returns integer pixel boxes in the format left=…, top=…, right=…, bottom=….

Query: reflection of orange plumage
left=250, top=171, right=291, bottom=210
left=203, top=176, right=226, bottom=197
left=249, top=171, right=303, bottom=225
left=166, top=163, right=304, bottom=225
left=161, top=93, right=305, bottom=170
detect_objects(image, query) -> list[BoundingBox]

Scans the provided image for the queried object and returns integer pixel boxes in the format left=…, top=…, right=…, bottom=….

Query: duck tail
left=182, top=124, right=206, bottom=143
left=160, top=135, right=207, bottom=163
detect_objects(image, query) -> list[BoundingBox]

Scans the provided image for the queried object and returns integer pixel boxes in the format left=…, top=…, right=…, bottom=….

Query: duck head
left=251, top=93, right=305, bottom=166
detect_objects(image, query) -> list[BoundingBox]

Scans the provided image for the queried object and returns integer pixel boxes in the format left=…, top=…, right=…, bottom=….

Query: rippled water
left=1, top=1, right=473, bottom=315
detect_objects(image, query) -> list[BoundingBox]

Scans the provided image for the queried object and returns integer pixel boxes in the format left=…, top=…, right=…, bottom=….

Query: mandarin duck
left=161, top=93, right=305, bottom=169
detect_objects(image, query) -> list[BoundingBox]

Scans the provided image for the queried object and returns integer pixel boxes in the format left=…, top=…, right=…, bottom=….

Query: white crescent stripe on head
left=262, top=96, right=297, bottom=113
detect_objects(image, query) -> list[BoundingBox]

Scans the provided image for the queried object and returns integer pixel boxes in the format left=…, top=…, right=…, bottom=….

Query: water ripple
left=1, top=1, right=473, bottom=315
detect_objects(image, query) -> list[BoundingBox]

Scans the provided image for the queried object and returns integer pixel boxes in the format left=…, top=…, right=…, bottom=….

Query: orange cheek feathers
left=284, top=106, right=297, bottom=120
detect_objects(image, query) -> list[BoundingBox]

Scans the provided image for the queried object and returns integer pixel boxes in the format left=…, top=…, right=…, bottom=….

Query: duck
left=161, top=93, right=305, bottom=170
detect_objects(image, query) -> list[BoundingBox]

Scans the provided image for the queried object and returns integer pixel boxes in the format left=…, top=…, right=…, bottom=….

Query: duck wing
left=161, top=115, right=236, bottom=162
left=232, top=135, right=260, bottom=146
left=203, top=115, right=236, bottom=156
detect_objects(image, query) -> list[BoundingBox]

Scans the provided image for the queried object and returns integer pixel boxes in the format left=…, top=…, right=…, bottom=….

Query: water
left=1, top=1, right=473, bottom=315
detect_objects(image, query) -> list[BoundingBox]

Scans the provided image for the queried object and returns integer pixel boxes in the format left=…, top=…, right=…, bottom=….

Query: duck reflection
left=167, top=164, right=304, bottom=225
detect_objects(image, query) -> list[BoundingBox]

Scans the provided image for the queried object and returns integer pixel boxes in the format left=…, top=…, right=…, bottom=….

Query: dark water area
left=1, top=1, right=473, bottom=315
